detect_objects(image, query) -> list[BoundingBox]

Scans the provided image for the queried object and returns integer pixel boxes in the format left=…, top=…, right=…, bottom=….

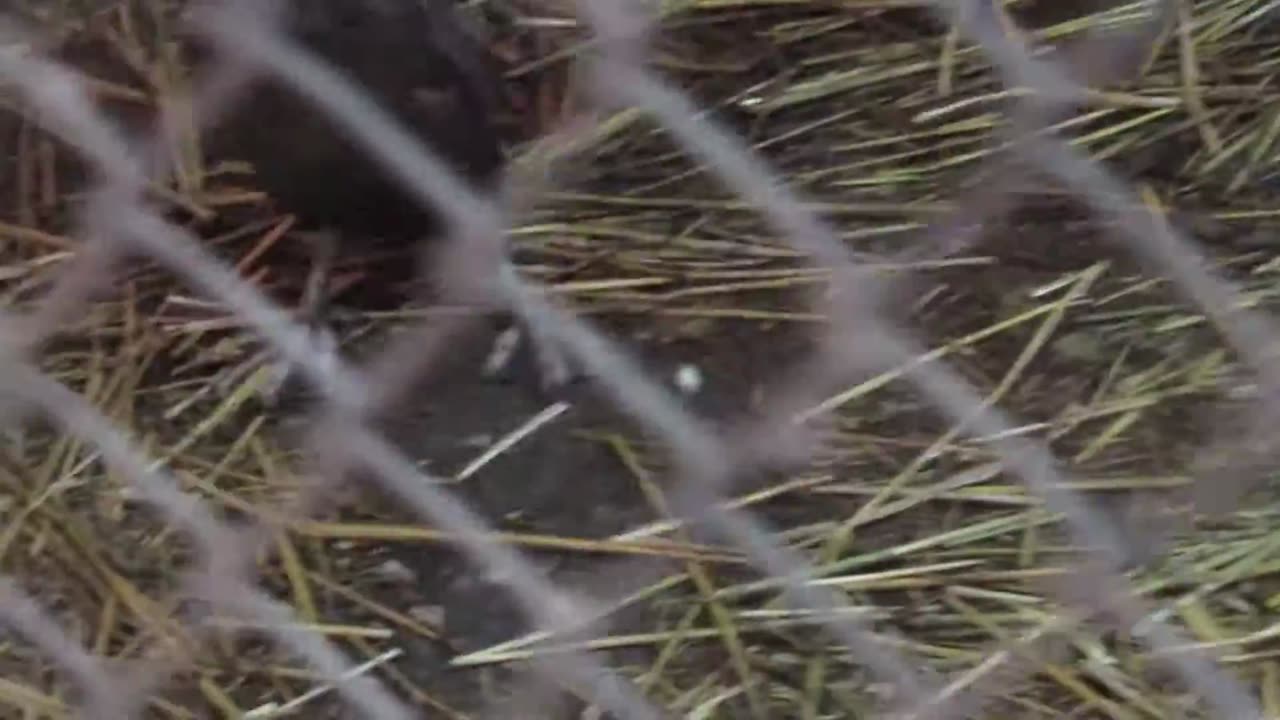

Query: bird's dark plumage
left=191, top=1, right=574, bottom=401
left=200, top=0, right=506, bottom=248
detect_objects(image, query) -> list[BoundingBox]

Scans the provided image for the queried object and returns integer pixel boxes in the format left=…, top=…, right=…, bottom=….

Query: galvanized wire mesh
left=0, top=0, right=1273, bottom=717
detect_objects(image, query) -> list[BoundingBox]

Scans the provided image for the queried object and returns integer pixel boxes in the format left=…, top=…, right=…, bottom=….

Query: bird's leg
left=299, top=229, right=338, bottom=328
left=524, top=315, right=576, bottom=392
left=260, top=229, right=343, bottom=405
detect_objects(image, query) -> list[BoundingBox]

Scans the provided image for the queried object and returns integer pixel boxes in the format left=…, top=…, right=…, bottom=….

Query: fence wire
left=0, top=0, right=1273, bottom=718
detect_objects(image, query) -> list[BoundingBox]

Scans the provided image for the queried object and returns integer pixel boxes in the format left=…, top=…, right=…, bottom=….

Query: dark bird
left=193, top=0, right=569, bottom=399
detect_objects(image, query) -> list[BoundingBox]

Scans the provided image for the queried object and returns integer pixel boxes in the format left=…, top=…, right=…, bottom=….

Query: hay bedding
left=0, top=1, right=1278, bottom=718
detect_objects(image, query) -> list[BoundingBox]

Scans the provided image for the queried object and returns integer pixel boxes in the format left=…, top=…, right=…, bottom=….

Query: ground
left=2, top=1, right=1280, bottom=719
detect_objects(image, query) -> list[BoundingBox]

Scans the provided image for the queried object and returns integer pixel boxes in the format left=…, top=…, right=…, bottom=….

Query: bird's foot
left=482, top=316, right=578, bottom=396
left=258, top=319, right=343, bottom=411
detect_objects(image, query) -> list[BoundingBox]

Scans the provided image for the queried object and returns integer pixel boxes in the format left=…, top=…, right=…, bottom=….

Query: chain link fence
left=0, top=0, right=1274, bottom=717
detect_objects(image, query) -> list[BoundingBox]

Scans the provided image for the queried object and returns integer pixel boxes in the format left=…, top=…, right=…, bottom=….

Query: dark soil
left=299, top=298, right=822, bottom=717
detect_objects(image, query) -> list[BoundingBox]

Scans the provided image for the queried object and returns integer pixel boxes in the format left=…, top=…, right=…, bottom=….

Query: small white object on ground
left=674, top=363, right=702, bottom=394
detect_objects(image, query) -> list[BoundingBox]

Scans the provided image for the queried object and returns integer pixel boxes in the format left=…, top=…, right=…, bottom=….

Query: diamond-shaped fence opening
left=0, top=1, right=1274, bottom=718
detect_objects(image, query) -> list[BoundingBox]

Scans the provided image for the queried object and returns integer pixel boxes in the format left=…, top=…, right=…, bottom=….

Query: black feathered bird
left=203, top=0, right=505, bottom=246
left=195, top=0, right=569, bottom=396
